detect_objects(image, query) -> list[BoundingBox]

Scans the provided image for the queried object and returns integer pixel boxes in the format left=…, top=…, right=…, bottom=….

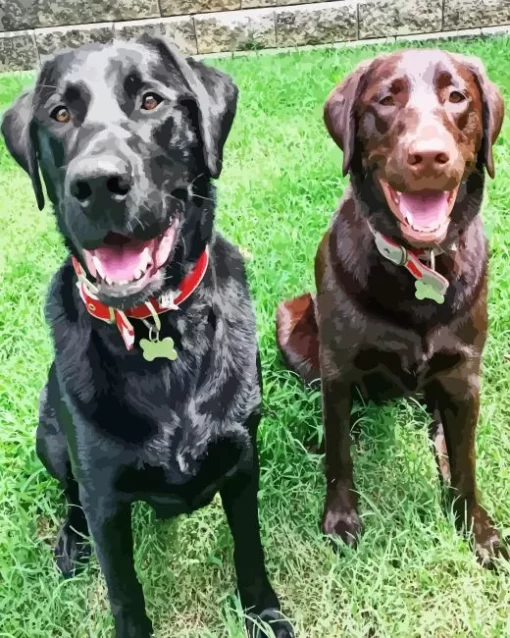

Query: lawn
left=1, top=35, right=510, bottom=638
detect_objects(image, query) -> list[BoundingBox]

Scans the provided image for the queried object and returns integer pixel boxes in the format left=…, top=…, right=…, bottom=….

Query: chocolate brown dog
left=276, top=49, right=506, bottom=566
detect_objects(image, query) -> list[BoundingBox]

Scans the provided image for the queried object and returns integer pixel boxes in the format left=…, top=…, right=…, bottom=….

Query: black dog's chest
left=64, top=349, right=253, bottom=515
left=114, top=434, right=247, bottom=518
left=354, top=346, right=463, bottom=401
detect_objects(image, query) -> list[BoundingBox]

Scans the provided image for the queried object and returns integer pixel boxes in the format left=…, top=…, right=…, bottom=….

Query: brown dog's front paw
left=475, top=532, right=509, bottom=568
left=471, top=509, right=509, bottom=568
left=321, top=506, right=363, bottom=547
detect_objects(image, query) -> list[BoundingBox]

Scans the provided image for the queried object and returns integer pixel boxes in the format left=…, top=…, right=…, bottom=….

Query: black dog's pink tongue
left=400, top=191, right=449, bottom=229
left=93, top=233, right=153, bottom=282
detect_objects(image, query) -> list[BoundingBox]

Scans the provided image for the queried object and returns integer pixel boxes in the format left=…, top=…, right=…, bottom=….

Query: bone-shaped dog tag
left=414, top=275, right=447, bottom=304
left=140, top=336, right=178, bottom=362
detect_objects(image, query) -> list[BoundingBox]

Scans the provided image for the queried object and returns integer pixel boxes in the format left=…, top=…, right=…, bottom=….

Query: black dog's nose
left=68, top=156, right=132, bottom=205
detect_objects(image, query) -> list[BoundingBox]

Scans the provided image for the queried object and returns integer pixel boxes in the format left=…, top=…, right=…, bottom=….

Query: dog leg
left=320, top=377, right=362, bottom=547
left=424, top=414, right=453, bottom=517
left=82, top=497, right=153, bottom=638
left=53, top=479, right=91, bottom=577
left=426, top=376, right=508, bottom=567
left=427, top=413, right=451, bottom=486
left=276, top=293, right=320, bottom=385
left=220, top=443, right=294, bottom=638
left=37, top=370, right=91, bottom=577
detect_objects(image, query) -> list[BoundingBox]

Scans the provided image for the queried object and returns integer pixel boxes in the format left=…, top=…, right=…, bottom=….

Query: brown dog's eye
left=449, top=90, right=466, bottom=104
left=141, top=93, right=163, bottom=111
left=51, top=106, right=70, bottom=123
left=379, top=95, right=395, bottom=107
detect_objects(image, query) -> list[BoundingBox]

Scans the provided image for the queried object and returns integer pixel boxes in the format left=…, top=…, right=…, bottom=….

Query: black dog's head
left=1, top=36, right=238, bottom=307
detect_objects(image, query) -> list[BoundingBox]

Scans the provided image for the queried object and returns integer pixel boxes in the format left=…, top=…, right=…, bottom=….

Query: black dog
left=2, top=36, right=293, bottom=638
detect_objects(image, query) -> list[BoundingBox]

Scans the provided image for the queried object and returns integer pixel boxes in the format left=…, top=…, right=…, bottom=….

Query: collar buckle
left=368, top=224, right=449, bottom=305
left=373, top=231, right=407, bottom=266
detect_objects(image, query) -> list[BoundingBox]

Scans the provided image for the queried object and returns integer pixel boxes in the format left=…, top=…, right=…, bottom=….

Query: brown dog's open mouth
left=81, top=217, right=179, bottom=293
left=379, top=178, right=459, bottom=245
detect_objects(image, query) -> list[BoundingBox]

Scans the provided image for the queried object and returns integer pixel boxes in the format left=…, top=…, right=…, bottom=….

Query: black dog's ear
left=1, top=90, right=45, bottom=210
left=323, top=59, right=373, bottom=177
left=453, top=53, right=504, bottom=179
left=184, top=55, right=239, bottom=179
left=140, top=35, right=238, bottom=179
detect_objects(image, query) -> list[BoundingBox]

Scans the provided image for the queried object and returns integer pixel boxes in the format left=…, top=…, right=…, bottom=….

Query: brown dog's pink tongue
left=400, top=191, right=449, bottom=229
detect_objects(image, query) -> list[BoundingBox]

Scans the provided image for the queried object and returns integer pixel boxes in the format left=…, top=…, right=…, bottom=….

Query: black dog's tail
left=276, top=293, right=321, bottom=385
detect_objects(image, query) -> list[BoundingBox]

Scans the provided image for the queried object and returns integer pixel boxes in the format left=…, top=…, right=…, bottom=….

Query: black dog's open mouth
left=379, top=178, right=459, bottom=246
left=82, top=217, right=179, bottom=295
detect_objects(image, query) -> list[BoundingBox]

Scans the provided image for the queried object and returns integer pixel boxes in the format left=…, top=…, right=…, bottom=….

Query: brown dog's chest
left=353, top=338, right=464, bottom=401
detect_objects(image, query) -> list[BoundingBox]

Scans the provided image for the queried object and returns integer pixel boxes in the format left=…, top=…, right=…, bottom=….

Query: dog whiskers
left=191, top=193, right=215, bottom=203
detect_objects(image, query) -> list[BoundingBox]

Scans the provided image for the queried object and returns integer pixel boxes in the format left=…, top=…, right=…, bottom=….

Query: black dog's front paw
left=115, top=615, right=154, bottom=638
left=246, top=608, right=295, bottom=638
left=54, top=519, right=91, bottom=578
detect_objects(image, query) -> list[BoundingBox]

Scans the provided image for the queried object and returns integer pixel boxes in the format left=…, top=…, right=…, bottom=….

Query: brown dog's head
left=324, top=49, right=504, bottom=247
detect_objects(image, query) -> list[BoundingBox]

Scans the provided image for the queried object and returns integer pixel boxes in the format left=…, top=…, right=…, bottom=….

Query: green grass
left=1, top=36, right=510, bottom=638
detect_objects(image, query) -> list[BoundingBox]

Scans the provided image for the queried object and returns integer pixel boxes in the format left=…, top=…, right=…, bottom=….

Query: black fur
left=2, top=36, right=293, bottom=638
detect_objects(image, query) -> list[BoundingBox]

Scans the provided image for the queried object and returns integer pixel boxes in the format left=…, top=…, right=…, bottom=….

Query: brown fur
left=276, top=49, right=506, bottom=566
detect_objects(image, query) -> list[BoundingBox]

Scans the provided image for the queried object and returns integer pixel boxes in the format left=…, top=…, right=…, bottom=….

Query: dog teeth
left=92, top=256, right=106, bottom=279
left=410, top=220, right=442, bottom=232
left=102, top=271, right=148, bottom=288
left=404, top=208, right=414, bottom=226
left=141, top=247, right=152, bottom=270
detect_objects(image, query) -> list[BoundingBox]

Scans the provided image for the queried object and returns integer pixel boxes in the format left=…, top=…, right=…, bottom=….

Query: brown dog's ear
left=324, top=59, right=372, bottom=177
left=454, top=53, right=504, bottom=179
left=139, top=35, right=238, bottom=179
left=1, top=90, right=45, bottom=210
left=472, top=61, right=504, bottom=179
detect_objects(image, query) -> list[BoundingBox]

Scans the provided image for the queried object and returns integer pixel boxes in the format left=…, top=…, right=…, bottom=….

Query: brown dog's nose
left=407, top=140, right=450, bottom=170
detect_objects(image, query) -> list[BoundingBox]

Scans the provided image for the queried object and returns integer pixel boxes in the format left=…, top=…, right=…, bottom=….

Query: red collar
left=72, top=247, right=209, bottom=350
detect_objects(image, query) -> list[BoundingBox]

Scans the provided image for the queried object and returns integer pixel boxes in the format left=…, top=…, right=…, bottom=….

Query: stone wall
left=1, top=0, right=510, bottom=72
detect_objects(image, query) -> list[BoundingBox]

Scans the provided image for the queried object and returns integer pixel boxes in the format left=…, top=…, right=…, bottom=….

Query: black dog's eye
left=449, top=90, right=466, bottom=104
left=141, top=93, right=163, bottom=111
left=379, top=95, right=395, bottom=107
left=50, top=105, right=71, bottom=123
